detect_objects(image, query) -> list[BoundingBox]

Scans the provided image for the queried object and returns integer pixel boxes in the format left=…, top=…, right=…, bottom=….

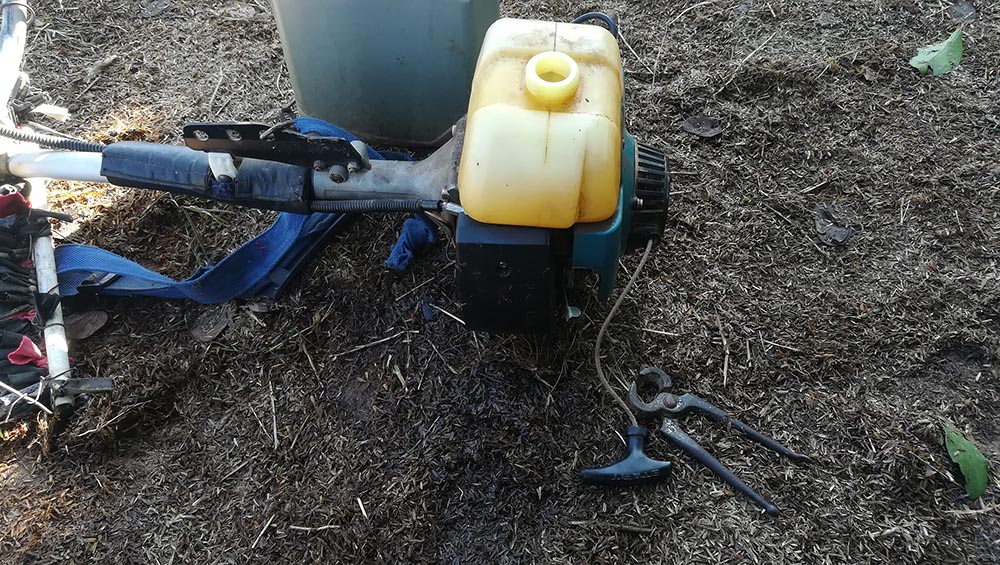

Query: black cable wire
left=571, top=12, right=618, bottom=39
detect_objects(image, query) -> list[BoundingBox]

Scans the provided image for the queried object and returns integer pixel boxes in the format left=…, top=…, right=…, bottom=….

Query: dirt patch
left=1, top=0, right=999, bottom=563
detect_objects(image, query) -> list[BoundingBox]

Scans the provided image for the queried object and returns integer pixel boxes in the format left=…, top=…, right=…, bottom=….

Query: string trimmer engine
left=3, top=16, right=670, bottom=334
left=452, top=20, right=670, bottom=332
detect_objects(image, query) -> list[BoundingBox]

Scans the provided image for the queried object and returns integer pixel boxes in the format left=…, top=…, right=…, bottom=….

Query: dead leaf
left=191, top=303, right=236, bottom=343
left=218, top=2, right=257, bottom=19
left=814, top=206, right=855, bottom=246
left=65, top=310, right=109, bottom=341
left=246, top=301, right=279, bottom=314
left=139, top=0, right=175, bottom=18
left=85, top=56, right=119, bottom=81
left=947, top=1, right=976, bottom=23
left=680, top=116, right=723, bottom=139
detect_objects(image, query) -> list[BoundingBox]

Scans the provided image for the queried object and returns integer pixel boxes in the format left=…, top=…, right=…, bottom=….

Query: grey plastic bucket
left=271, top=0, right=499, bottom=148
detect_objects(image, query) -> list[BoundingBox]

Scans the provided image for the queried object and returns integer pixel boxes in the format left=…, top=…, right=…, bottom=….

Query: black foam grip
left=101, top=142, right=311, bottom=214
left=102, top=142, right=212, bottom=194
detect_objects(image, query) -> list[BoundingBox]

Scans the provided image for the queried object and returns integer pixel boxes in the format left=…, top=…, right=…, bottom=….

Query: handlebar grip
left=579, top=426, right=673, bottom=486
left=100, top=142, right=311, bottom=214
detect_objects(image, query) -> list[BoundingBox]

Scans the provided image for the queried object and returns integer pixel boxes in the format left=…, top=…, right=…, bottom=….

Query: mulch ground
left=1, top=0, right=998, bottom=563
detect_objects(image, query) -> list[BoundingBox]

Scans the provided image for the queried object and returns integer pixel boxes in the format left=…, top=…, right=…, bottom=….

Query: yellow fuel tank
left=457, top=18, right=623, bottom=229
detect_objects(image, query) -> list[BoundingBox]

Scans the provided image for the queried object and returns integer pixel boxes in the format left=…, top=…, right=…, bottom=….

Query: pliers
left=627, top=367, right=812, bottom=515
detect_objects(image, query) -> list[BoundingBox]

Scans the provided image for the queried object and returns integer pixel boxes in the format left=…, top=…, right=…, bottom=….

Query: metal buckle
left=77, top=272, right=120, bottom=293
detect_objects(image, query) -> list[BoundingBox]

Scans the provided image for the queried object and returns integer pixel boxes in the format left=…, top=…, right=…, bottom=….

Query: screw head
left=329, top=164, right=349, bottom=183
left=496, top=261, right=512, bottom=278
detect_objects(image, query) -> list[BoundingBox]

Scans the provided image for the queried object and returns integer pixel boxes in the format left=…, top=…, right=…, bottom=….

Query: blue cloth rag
left=385, top=213, right=437, bottom=271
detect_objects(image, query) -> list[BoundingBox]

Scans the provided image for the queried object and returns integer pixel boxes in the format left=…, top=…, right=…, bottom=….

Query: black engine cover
left=455, top=215, right=570, bottom=333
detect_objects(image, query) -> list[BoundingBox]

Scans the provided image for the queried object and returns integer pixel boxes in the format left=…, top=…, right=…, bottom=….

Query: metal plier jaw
left=627, top=367, right=812, bottom=515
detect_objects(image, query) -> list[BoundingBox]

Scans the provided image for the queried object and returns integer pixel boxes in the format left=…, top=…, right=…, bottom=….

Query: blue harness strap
left=54, top=118, right=429, bottom=304
left=55, top=212, right=348, bottom=302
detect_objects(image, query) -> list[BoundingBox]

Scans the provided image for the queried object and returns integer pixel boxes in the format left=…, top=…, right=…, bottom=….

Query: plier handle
left=627, top=367, right=812, bottom=515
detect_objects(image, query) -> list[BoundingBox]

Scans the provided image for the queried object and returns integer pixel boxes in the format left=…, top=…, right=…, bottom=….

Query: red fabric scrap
left=12, top=310, right=35, bottom=321
left=0, top=192, right=29, bottom=218
left=8, top=335, right=47, bottom=368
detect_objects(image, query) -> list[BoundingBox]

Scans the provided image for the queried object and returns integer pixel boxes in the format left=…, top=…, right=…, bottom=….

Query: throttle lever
left=182, top=121, right=365, bottom=169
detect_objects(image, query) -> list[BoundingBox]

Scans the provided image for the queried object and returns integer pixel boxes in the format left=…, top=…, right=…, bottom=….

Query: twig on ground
left=717, top=31, right=779, bottom=93
left=639, top=327, right=680, bottom=337
left=247, top=402, right=269, bottom=437
left=330, top=331, right=411, bottom=361
left=79, top=55, right=118, bottom=94
left=652, top=0, right=720, bottom=83
left=618, top=27, right=654, bottom=74
left=762, top=338, right=802, bottom=353
left=220, top=459, right=251, bottom=481
left=616, top=524, right=655, bottom=534
left=298, top=337, right=316, bottom=372
left=289, top=524, right=340, bottom=532
left=716, top=310, right=731, bottom=387
left=269, top=382, right=278, bottom=450
left=75, top=403, right=148, bottom=437
left=430, top=304, right=466, bottom=326
left=762, top=203, right=830, bottom=259
left=942, top=504, right=999, bottom=516
left=207, top=69, right=225, bottom=115
left=289, top=415, right=309, bottom=452
left=251, top=514, right=275, bottom=550
left=394, top=278, right=434, bottom=302
left=429, top=342, right=457, bottom=375
left=801, top=180, right=829, bottom=194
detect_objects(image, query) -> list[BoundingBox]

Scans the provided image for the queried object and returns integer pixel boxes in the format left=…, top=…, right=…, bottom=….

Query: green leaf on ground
left=910, top=28, right=963, bottom=75
left=942, top=419, right=989, bottom=500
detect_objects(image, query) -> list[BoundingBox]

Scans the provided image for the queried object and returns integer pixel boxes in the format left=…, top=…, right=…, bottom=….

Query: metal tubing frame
left=5, top=142, right=457, bottom=204
left=311, top=135, right=459, bottom=202
left=0, top=0, right=74, bottom=409
left=6, top=150, right=107, bottom=182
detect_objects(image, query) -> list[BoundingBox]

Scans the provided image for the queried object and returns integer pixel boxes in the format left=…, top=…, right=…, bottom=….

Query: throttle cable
left=593, top=238, right=654, bottom=428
